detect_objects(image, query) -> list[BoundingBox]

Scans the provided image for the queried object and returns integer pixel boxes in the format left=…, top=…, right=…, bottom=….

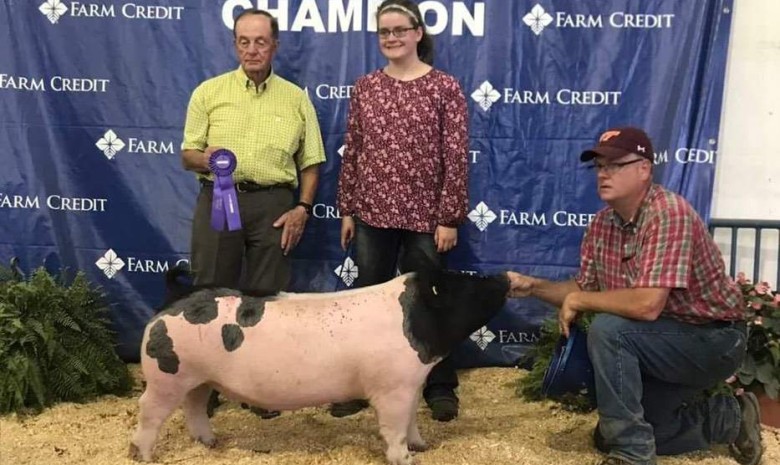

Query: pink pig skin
left=130, top=271, right=509, bottom=465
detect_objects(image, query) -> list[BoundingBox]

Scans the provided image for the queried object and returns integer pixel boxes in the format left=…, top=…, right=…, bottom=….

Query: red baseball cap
left=580, top=127, right=654, bottom=162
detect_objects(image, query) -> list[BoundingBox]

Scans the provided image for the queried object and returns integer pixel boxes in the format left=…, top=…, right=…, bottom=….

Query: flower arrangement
left=731, top=273, right=780, bottom=400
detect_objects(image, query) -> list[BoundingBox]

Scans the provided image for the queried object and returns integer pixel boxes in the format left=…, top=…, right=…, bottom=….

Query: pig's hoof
left=387, top=450, right=413, bottom=465
left=408, top=441, right=428, bottom=452
left=197, top=436, right=217, bottom=448
left=128, top=443, right=148, bottom=462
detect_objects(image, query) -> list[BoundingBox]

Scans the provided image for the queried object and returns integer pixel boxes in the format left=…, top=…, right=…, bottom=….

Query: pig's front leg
left=407, top=396, right=427, bottom=452
left=373, top=389, right=418, bottom=465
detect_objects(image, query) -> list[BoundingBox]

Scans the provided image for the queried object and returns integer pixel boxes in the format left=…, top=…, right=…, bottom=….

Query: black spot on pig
left=399, top=285, right=436, bottom=363
left=160, top=299, right=220, bottom=324
left=156, top=268, right=278, bottom=326
left=182, top=301, right=220, bottom=324
left=236, top=298, right=266, bottom=327
left=157, top=288, right=241, bottom=325
left=222, top=324, right=244, bottom=352
left=400, top=270, right=508, bottom=364
left=146, top=320, right=179, bottom=374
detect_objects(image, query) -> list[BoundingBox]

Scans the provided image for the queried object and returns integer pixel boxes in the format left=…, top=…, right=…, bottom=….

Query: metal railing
left=709, top=219, right=780, bottom=289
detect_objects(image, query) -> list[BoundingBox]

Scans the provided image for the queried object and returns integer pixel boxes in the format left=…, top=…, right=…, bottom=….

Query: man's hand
left=558, top=293, right=582, bottom=338
left=273, top=206, right=309, bottom=255
left=434, top=225, right=457, bottom=252
left=506, top=271, right=535, bottom=298
left=202, top=146, right=222, bottom=164
left=182, top=146, right=223, bottom=173
left=341, top=216, right=355, bottom=251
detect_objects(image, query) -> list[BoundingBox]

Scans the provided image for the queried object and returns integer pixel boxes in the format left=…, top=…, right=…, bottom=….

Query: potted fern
left=0, top=260, right=132, bottom=414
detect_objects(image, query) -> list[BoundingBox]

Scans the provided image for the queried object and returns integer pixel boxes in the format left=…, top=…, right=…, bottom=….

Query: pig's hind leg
left=372, top=389, right=418, bottom=465
left=130, top=384, right=188, bottom=462
left=182, top=384, right=216, bottom=447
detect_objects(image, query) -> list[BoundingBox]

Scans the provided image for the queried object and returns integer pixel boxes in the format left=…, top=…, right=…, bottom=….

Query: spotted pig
left=130, top=269, right=509, bottom=465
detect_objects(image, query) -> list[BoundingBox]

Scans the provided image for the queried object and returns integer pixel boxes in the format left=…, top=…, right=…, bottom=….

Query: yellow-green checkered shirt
left=182, top=67, right=325, bottom=187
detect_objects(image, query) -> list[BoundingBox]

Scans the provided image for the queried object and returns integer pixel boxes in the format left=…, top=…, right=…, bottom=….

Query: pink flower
left=756, top=282, right=769, bottom=295
left=749, top=290, right=757, bottom=297
left=774, top=294, right=780, bottom=305
left=735, top=388, right=745, bottom=396
left=737, top=272, right=747, bottom=284
left=725, top=375, right=737, bottom=384
left=752, top=301, right=763, bottom=310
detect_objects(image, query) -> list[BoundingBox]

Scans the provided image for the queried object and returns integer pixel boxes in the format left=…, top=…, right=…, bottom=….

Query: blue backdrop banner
left=0, top=0, right=734, bottom=365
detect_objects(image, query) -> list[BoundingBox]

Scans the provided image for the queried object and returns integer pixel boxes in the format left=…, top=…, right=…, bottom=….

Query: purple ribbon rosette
left=208, top=149, right=242, bottom=231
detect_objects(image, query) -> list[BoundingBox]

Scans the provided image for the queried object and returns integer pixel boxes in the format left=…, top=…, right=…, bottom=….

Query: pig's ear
left=166, top=265, right=194, bottom=293
left=410, top=269, right=447, bottom=310
left=412, top=270, right=509, bottom=315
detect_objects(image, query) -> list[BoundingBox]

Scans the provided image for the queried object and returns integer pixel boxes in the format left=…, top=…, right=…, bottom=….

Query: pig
left=130, top=269, right=509, bottom=465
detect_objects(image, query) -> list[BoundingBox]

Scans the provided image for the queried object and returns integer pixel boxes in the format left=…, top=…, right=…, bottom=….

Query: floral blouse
left=337, top=69, right=469, bottom=233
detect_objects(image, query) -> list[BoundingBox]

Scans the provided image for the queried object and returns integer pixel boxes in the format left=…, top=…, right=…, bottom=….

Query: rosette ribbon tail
left=208, top=149, right=242, bottom=231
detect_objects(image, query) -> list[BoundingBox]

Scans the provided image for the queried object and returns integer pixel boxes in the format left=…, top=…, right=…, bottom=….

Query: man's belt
left=706, top=319, right=747, bottom=329
left=200, top=179, right=293, bottom=193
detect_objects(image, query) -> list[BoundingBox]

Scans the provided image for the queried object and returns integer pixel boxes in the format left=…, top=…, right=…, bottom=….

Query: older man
left=508, top=127, right=763, bottom=465
left=180, top=9, right=325, bottom=419
left=181, top=8, right=324, bottom=292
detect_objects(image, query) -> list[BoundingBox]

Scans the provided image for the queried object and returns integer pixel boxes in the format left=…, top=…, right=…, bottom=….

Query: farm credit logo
left=470, top=326, right=496, bottom=350
left=334, top=256, right=358, bottom=287
left=468, top=201, right=596, bottom=231
left=471, top=80, right=621, bottom=113
left=0, top=193, right=107, bottom=212
left=0, top=73, right=110, bottom=93
left=39, top=0, right=185, bottom=24
left=470, top=326, right=540, bottom=351
left=95, top=130, right=176, bottom=160
left=95, top=249, right=189, bottom=279
left=521, top=3, right=674, bottom=36
left=95, top=249, right=125, bottom=279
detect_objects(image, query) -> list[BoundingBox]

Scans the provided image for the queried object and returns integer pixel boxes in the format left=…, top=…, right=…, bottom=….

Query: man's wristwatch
left=296, top=201, right=313, bottom=216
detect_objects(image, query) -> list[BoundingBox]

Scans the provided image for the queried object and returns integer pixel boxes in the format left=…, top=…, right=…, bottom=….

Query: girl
left=335, top=0, right=469, bottom=422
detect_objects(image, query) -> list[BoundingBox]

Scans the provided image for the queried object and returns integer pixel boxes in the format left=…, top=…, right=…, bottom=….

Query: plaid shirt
left=575, top=184, right=744, bottom=323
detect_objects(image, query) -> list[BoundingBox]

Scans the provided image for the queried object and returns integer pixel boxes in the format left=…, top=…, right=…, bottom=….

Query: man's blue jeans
left=588, top=314, right=746, bottom=465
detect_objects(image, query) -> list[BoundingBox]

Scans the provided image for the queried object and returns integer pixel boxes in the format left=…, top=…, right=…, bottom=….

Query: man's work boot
left=592, top=422, right=609, bottom=453
left=730, top=391, right=764, bottom=465
left=596, top=457, right=636, bottom=465
left=425, top=388, right=459, bottom=422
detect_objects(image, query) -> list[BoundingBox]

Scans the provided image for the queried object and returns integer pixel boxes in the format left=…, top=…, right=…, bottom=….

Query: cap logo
left=637, top=145, right=646, bottom=153
left=599, top=130, right=621, bottom=142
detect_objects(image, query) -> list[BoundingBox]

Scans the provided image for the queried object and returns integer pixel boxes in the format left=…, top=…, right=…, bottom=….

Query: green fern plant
left=0, top=265, right=132, bottom=414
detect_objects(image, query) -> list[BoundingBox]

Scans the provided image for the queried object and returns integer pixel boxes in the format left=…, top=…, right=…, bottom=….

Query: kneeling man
left=508, top=127, right=763, bottom=465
